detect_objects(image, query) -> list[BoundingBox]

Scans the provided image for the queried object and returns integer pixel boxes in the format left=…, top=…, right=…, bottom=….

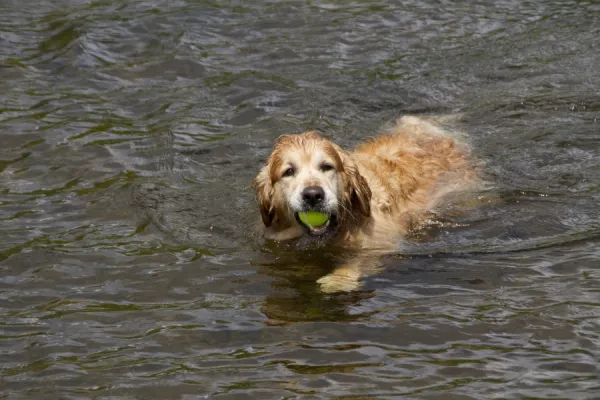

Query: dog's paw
left=317, top=269, right=361, bottom=293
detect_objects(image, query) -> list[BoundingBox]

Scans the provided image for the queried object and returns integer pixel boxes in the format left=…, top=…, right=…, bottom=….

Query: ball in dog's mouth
left=295, top=211, right=338, bottom=236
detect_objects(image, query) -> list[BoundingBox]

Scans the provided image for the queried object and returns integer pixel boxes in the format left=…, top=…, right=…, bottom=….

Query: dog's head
left=252, top=131, right=371, bottom=240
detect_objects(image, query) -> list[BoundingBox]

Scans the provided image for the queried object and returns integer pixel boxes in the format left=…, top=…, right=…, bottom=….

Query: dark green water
left=1, top=1, right=599, bottom=398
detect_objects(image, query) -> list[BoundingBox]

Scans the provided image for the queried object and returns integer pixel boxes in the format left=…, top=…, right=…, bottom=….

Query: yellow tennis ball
left=298, top=211, right=329, bottom=227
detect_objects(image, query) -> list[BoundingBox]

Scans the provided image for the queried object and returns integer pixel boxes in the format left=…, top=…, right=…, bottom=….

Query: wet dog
left=252, top=116, right=480, bottom=292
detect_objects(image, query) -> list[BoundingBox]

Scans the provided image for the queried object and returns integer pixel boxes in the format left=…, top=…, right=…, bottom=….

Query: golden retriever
left=252, top=116, right=480, bottom=292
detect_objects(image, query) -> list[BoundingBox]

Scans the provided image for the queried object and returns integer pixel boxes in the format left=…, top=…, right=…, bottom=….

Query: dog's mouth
left=294, top=211, right=339, bottom=236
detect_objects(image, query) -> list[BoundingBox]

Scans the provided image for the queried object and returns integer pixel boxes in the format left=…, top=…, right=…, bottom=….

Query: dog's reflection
left=254, top=241, right=378, bottom=325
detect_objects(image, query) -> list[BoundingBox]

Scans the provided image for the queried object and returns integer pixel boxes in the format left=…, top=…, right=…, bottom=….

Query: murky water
left=1, top=1, right=599, bottom=398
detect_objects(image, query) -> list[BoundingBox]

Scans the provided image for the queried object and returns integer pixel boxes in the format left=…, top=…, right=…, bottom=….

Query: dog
left=252, top=116, right=480, bottom=292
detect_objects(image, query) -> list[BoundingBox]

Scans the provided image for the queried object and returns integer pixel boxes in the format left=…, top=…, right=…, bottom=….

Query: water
left=1, top=1, right=599, bottom=398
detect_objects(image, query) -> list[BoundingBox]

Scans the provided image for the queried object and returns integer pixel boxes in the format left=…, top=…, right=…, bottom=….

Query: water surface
left=1, top=1, right=599, bottom=398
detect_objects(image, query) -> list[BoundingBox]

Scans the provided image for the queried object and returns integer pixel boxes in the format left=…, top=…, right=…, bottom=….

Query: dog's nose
left=302, top=186, right=325, bottom=207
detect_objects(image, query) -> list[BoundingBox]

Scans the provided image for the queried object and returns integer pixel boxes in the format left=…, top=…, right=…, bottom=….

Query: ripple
left=2, top=0, right=600, bottom=399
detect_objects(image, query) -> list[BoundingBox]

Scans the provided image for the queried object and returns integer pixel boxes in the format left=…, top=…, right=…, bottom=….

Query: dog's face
left=252, top=131, right=371, bottom=240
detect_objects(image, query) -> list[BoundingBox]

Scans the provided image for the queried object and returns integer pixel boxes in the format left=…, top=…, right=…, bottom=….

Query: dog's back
left=344, top=116, right=479, bottom=247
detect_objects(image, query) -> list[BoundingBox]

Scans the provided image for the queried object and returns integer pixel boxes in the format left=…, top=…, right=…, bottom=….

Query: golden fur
left=252, top=116, right=479, bottom=292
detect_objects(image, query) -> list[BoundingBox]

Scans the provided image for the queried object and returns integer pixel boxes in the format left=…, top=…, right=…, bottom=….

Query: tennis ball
left=298, top=211, right=329, bottom=227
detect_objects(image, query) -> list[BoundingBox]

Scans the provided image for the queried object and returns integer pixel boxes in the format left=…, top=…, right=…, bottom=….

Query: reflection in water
left=255, top=244, right=377, bottom=324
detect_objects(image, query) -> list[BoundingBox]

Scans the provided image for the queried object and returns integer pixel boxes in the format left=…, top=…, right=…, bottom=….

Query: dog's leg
left=316, top=251, right=385, bottom=293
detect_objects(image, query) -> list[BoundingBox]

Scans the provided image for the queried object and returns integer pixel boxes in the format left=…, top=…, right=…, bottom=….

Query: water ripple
left=2, top=0, right=600, bottom=399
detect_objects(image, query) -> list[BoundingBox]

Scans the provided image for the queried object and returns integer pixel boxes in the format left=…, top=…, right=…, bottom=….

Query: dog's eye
left=282, top=167, right=295, bottom=177
left=320, top=163, right=335, bottom=172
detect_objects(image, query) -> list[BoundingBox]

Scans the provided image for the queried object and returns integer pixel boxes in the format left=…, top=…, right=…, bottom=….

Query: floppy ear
left=251, top=165, right=274, bottom=227
left=330, top=143, right=371, bottom=218
left=346, top=163, right=372, bottom=217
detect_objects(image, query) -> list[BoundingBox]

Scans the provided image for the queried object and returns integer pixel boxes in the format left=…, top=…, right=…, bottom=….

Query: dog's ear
left=251, top=165, right=274, bottom=227
left=331, top=144, right=371, bottom=218
left=346, top=163, right=371, bottom=217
